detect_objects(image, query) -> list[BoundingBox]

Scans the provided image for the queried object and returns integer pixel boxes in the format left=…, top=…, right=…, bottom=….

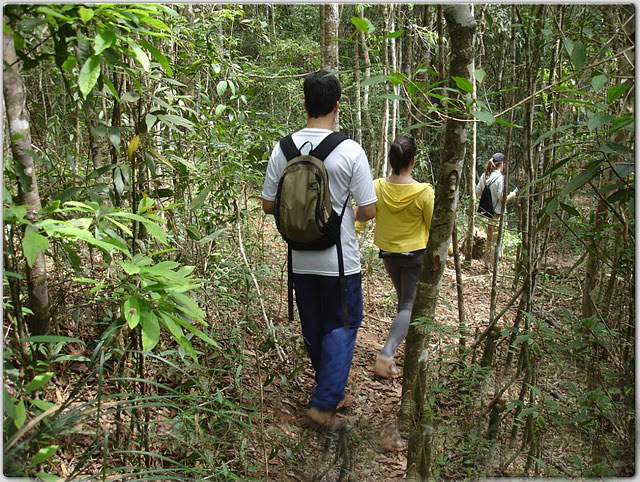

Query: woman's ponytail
left=484, top=152, right=505, bottom=178
left=389, top=136, right=417, bottom=175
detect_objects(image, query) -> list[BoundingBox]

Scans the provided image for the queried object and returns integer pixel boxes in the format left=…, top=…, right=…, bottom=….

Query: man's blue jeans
left=293, top=272, right=363, bottom=412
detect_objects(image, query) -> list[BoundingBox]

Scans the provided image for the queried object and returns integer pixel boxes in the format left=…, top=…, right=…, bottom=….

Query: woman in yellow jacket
left=363, top=136, right=434, bottom=378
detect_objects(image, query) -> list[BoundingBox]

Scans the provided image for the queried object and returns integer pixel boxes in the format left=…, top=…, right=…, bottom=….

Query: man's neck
left=306, top=115, right=335, bottom=130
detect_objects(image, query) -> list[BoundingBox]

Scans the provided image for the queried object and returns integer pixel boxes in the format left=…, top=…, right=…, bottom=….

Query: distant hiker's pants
left=380, top=250, right=425, bottom=358
left=484, top=216, right=502, bottom=268
left=293, top=272, right=363, bottom=412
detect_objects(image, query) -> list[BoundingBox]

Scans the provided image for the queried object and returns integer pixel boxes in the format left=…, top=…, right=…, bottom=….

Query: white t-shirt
left=476, top=170, right=505, bottom=215
left=262, top=128, right=377, bottom=276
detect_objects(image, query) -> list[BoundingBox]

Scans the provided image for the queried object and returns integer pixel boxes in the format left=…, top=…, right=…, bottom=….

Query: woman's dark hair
left=303, top=70, right=341, bottom=118
left=389, top=136, right=417, bottom=175
left=484, top=152, right=505, bottom=177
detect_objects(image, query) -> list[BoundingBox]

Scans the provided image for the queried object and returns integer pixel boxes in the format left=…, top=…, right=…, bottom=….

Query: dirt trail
left=251, top=217, right=507, bottom=481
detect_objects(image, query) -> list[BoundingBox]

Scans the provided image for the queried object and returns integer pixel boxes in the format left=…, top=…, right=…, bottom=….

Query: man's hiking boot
left=374, top=354, right=402, bottom=378
left=306, top=407, right=337, bottom=429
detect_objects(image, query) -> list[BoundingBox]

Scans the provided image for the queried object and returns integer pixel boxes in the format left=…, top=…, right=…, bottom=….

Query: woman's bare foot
left=374, top=354, right=401, bottom=378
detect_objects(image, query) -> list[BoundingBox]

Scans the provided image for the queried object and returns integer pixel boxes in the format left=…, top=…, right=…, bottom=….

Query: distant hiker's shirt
left=373, top=178, right=434, bottom=253
left=262, top=128, right=377, bottom=276
left=475, top=170, right=505, bottom=215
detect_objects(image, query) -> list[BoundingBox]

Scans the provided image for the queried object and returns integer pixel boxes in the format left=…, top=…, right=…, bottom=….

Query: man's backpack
left=477, top=178, right=497, bottom=218
left=274, top=132, right=350, bottom=324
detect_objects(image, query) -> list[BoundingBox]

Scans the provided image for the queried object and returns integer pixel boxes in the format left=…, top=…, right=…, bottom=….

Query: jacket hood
left=377, top=179, right=429, bottom=213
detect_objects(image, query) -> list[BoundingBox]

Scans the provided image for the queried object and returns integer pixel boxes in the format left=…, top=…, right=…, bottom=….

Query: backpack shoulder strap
left=309, top=132, right=349, bottom=162
left=280, top=135, right=301, bottom=162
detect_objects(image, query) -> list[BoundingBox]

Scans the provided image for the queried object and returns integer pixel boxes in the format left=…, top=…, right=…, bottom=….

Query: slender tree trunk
left=353, top=32, right=363, bottom=144
left=359, top=8, right=374, bottom=159
left=403, top=6, right=475, bottom=480
left=464, top=4, right=478, bottom=266
left=3, top=21, right=50, bottom=335
left=377, top=4, right=391, bottom=177
left=390, top=4, right=399, bottom=141
left=322, top=4, right=340, bottom=130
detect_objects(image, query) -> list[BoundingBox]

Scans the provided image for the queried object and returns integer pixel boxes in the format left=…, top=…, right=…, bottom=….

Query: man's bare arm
left=262, top=199, right=275, bottom=215
left=355, top=202, right=376, bottom=222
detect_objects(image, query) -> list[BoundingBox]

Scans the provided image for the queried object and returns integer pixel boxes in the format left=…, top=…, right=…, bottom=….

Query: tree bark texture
left=322, top=4, right=339, bottom=130
left=3, top=24, right=51, bottom=335
left=403, top=6, right=475, bottom=480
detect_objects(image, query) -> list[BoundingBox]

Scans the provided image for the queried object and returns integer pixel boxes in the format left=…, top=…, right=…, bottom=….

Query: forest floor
left=248, top=214, right=520, bottom=481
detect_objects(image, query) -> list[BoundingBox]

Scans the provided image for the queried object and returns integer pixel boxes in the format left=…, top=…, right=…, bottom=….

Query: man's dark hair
left=303, top=70, right=341, bottom=118
left=389, top=136, right=417, bottom=175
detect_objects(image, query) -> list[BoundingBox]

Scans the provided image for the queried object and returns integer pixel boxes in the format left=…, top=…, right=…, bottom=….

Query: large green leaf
left=25, top=372, right=54, bottom=394
left=126, top=39, right=150, bottom=72
left=571, top=41, right=586, bottom=71
left=452, top=76, right=473, bottom=93
left=587, top=114, right=615, bottom=131
left=124, top=297, right=140, bottom=329
left=351, top=16, right=374, bottom=34
left=607, top=83, right=630, bottom=103
left=78, top=55, right=101, bottom=98
left=141, top=311, right=160, bottom=352
left=472, top=109, right=495, bottom=125
left=30, top=445, right=59, bottom=466
left=94, top=29, right=115, bottom=55
left=23, top=226, right=49, bottom=268
left=139, top=39, right=173, bottom=76
left=383, top=29, right=405, bottom=39
left=189, top=182, right=214, bottom=211
left=560, top=164, right=601, bottom=197
left=360, top=75, right=387, bottom=87
left=591, top=74, right=607, bottom=92
left=216, top=80, right=228, bottom=97
left=77, top=6, right=94, bottom=24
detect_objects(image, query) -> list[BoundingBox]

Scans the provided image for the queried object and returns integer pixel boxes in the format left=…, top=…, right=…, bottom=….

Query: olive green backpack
left=274, top=132, right=350, bottom=324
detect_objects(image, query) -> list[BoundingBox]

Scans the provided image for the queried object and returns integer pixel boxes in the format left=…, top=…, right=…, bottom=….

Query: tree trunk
left=376, top=4, right=391, bottom=177
left=353, top=31, right=363, bottom=144
left=322, top=4, right=339, bottom=130
left=359, top=8, right=374, bottom=158
left=464, top=4, right=477, bottom=266
left=3, top=22, right=50, bottom=335
left=403, top=6, right=475, bottom=480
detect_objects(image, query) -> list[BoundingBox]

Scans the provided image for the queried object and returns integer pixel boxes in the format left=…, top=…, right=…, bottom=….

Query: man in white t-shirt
left=262, top=70, right=377, bottom=428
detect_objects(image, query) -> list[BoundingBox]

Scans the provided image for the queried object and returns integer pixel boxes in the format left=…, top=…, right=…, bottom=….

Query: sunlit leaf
left=25, top=372, right=54, bottom=394
left=351, top=16, right=375, bottom=34
left=124, top=296, right=142, bottom=329
left=94, top=29, right=115, bottom=55
left=452, top=76, right=473, bottom=93
left=126, top=39, right=150, bottom=72
left=383, top=29, right=404, bottom=39
left=78, top=55, right=101, bottom=98
left=473, top=69, right=485, bottom=84
left=15, top=400, right=26, bottom=429
left=30, top=445, right=59, bottom=466
left=23, top=226, right=49, bottom=268
left=473, top=109, right=495, bottom=125
left=127, top=135, right=140, bottom=161
left=216, top=80, right=228, bottom=97
left=77, top=6, right=94, bottom=24
left=139, top=39, right=173, bottom=76
left=141, top=311, right=160, bottom=352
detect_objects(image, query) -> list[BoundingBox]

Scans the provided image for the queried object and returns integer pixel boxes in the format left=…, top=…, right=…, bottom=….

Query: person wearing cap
left=475, top=153, right=517, bottom=270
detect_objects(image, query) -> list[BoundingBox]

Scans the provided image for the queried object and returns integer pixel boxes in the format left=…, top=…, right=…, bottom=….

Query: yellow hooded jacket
left=372, top=178, right=434, bottom=253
